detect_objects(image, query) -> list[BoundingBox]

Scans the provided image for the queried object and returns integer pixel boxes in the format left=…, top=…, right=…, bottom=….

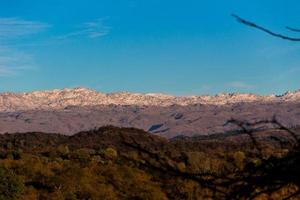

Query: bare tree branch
left=286, top=26, right=300, bottom=33
left=232, top=14, right=300, bottom=41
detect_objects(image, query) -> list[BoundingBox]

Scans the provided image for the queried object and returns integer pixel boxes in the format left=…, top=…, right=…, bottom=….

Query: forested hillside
left=0, top=125, right=299, bottom=199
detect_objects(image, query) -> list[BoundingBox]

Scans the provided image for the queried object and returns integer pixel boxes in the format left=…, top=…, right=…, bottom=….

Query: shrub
left=104, top=148, right=118, bottom=160
left=0, top=167, right=24, bottom=200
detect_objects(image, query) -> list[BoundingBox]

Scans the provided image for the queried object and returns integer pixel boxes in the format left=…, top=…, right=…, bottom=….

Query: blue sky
left=0, top=0, right=299, bottom=95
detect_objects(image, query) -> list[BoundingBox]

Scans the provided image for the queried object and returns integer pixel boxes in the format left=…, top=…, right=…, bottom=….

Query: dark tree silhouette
left=117, top=15, right=300, bottom=199
left=224, top=118, right=300, bottom=199
left=229, top=14, right=300, bottom=198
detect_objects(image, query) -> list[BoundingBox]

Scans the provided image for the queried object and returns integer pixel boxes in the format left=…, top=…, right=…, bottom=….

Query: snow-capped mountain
left=0, top=87, right=299, bottom=112
left=0, top=88, right=300, bottom=137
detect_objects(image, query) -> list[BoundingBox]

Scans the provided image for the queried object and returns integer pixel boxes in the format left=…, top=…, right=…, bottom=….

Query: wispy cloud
left=0, top=47, right=35, bottom=76
left=0, top=16, right=110, bottom=76
left=58, top=18, right=111, bottom=40
left=0, top=17, right=47, bottom=76
left=0, top=17, right=49, bottom=40
left=227, top=81, right=255, bottom=89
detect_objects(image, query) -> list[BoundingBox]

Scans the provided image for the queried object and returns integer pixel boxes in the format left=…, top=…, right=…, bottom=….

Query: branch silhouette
left=232, top=14, right=300, bottom=41
left=122, top=117, right=300, bottom=199
left=286, top=26, right=300, bottom=33
left=224, top=117, right=300, bottom=199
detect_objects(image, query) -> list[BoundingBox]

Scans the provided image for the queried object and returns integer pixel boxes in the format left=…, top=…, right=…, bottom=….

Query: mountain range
left=0, top=87, right=300, bottom=138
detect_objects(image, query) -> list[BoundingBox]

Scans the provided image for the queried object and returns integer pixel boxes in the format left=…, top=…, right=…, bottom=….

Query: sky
left=0, top=0, right=300, bottom=95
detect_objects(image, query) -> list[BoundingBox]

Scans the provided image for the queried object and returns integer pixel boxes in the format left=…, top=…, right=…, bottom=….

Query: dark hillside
left=0, top=126, right=299, bottom=199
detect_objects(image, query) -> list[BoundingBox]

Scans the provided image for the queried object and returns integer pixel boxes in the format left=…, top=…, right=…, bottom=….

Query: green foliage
left=0, top=167, right=24, bottom=200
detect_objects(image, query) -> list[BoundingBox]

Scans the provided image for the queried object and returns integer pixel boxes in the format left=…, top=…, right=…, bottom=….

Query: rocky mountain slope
left=0, top=88, right=300, bottom=138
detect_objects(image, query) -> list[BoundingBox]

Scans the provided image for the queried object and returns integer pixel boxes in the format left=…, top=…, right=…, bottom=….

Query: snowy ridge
left=0, top=87, right=300, bottom=111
